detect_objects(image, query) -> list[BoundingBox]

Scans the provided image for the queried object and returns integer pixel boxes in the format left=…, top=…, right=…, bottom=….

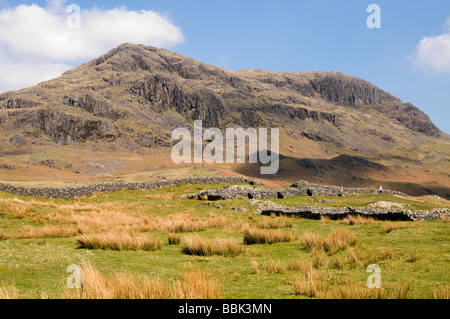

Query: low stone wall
left=0, top=176, right=263, bottom=199
left=290, top=180, right=407, bottom=197
left=187, top=184, right=407, bottom=201
left=188, top=185, right=305, bottom=200
left=261, top=206, right=449, bottom=221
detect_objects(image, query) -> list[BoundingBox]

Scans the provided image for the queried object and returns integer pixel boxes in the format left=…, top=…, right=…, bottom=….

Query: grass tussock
left=64, top=261, right=224, bottom=299
left=302, top=229, right=357, bottom=255
left=329, top=255, right=344, bottom=270
left=181, top=235, right=245, bottom=257
left=145, top=193, right=176, bottom=201
left=433, top=284, right=449, bottom=299
left=0, top=198, right=36, bottom=220
left=287, top=259, right=314, bottom=273
left=320, top=215, right=331, bottom=224
left=167, top=233, right=181, bottom=245
left=290, top=268, right=331, bottom=299
left=441, top=215, right=449, bottom=223
left=0, top=285, right=19, bottom=299
left=337, top=280, right=386, bottom=299
left=337, top=279, right=411, bottom=299
left=407, top=249, right=420, bottom=262
left=340, top=214, right=376, bottom=225
left=382, top=221, right=419, bottom=234
left=255, top=260, right=287, bottom=274
left=250, top=260, right=260, bottom=274
left=76, top=233, right=162, bottom=251
left=242, top=226, right=297, bottom=245
left=172, top=266, right=224, bottom=299
left=10, top=225, right=79, bottom=239
left=256, top=214, right=293, bottom=229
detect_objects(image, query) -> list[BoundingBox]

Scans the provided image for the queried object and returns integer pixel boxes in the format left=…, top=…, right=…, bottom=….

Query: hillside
left=0, top=43, right=448, bottom=197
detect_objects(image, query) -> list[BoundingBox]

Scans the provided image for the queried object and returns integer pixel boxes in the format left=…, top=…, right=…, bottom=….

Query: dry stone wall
left=0, top=176, right=262, bottom=199
left=261, top=206, right=449, bottom=221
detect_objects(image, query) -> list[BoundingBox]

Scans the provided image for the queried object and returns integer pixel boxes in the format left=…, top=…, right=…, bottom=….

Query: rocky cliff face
left=0, top=43, right=446, bottom=159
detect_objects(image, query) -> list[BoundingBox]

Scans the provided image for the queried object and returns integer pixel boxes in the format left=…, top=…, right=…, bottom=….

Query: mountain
left=0, top=43, right=448, bottom=197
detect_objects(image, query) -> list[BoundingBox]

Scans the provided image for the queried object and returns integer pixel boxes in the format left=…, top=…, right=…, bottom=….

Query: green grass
left=0, top=184, right=448, bottom=299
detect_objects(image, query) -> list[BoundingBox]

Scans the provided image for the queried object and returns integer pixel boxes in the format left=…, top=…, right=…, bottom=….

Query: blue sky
left=1, top=0, right=449, bottom=133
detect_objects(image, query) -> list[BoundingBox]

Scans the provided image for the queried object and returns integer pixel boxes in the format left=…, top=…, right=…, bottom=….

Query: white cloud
left=0, top=1, right=184, bottom=92
left=414, top=17, right=450, bottom=73
left=0, top=47, right=70, bottom=93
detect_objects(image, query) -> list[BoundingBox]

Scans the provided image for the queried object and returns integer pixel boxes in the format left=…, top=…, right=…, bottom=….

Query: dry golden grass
left=172, top=266, right=224, bottom=299
left=433, top=284, right=449, bottom=299
left=9, top=225, right=79, bottom=239
left=33, top=212, right=74, bottom=225
left=391, top=282, right=411, bottom=299
left=302, top=229, right=357, bottom=255
left=2, top=197, right=237, bottom=241
left=242, top=225, right=297, bottom=245
left=329, top=255, right=344, bottom=270
left=145, top=193, right=176, bottom=201
left=250, top=260, right=260, bottom=274
left=256, top=214, right=293, bottom=229
left=320, top=216, right=331, bottom=224
left=441, top=215, right=449, bottom=223
left=302, top=232, right=326, bottom=253
left=167, top=232, right=181, bottom=245
left=325, top=229, right=358, bottom=254
left=64, top=261, right=224, bottom=299
left=0, top=198, right=36, bottom=220
left=287, top=259, right=314, bottom=273
left=166, top=217, right=207, bottom=233
left=337, top=279, right=411, bottom=299
left=0, top=285, right=19, bottom=299
left=311, top=251, right=328, bottom=269
left=337, top=281, right=386, bottom=299
left=380, top=246, right=394, bottom=261
left=64, top=261, right=171, bottom=299
left=256, top=260, right=287, bottom=274
left=76, top=233, right=162, bottom=251
left=382, top=221, right=418, bottom=233
left=340, top=214, right=376, bottom=225
left=347, top=248, right=363, bottom=266
left=290, top=268, right=331, bottom=299
left=407, top=249, right=420, bottom=262
left=181, top=235, right=245, bottom=257
left=0, top=230, right=8, bottom=240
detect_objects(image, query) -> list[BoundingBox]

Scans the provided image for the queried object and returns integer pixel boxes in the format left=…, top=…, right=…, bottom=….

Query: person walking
left=378, top=186, right=384, bottom=195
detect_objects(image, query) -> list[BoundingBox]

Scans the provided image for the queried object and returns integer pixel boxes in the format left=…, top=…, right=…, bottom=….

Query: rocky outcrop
left=9, top=135, right=28, bottom=147
left=64, top=94, right=127, bottom=120
left=0, top=176, right=263, bottom=199
left=131, top=75, right=227, bottom=127
left=264, top=104, right=338, bottom=124
left=0, top=97, right=41, bottom=110
left=307, top=72, right=401, bottom=107
left=11, top=109, right=118, bottom=145
left=393, top=103, right=441, bottom=138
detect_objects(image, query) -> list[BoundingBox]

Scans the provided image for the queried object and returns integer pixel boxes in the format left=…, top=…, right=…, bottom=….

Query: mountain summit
left=0, top=43, right=448, bottom=197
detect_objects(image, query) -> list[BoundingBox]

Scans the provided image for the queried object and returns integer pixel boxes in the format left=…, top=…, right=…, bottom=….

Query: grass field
left=0, top=184, right=448, bottom=299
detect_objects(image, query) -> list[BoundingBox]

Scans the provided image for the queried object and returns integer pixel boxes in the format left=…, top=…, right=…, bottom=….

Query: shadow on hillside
left=234, top=154, right=450, bottom=199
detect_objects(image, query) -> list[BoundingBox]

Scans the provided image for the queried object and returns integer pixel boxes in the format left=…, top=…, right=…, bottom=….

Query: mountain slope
left=0, top=43, right=448, bottom=197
